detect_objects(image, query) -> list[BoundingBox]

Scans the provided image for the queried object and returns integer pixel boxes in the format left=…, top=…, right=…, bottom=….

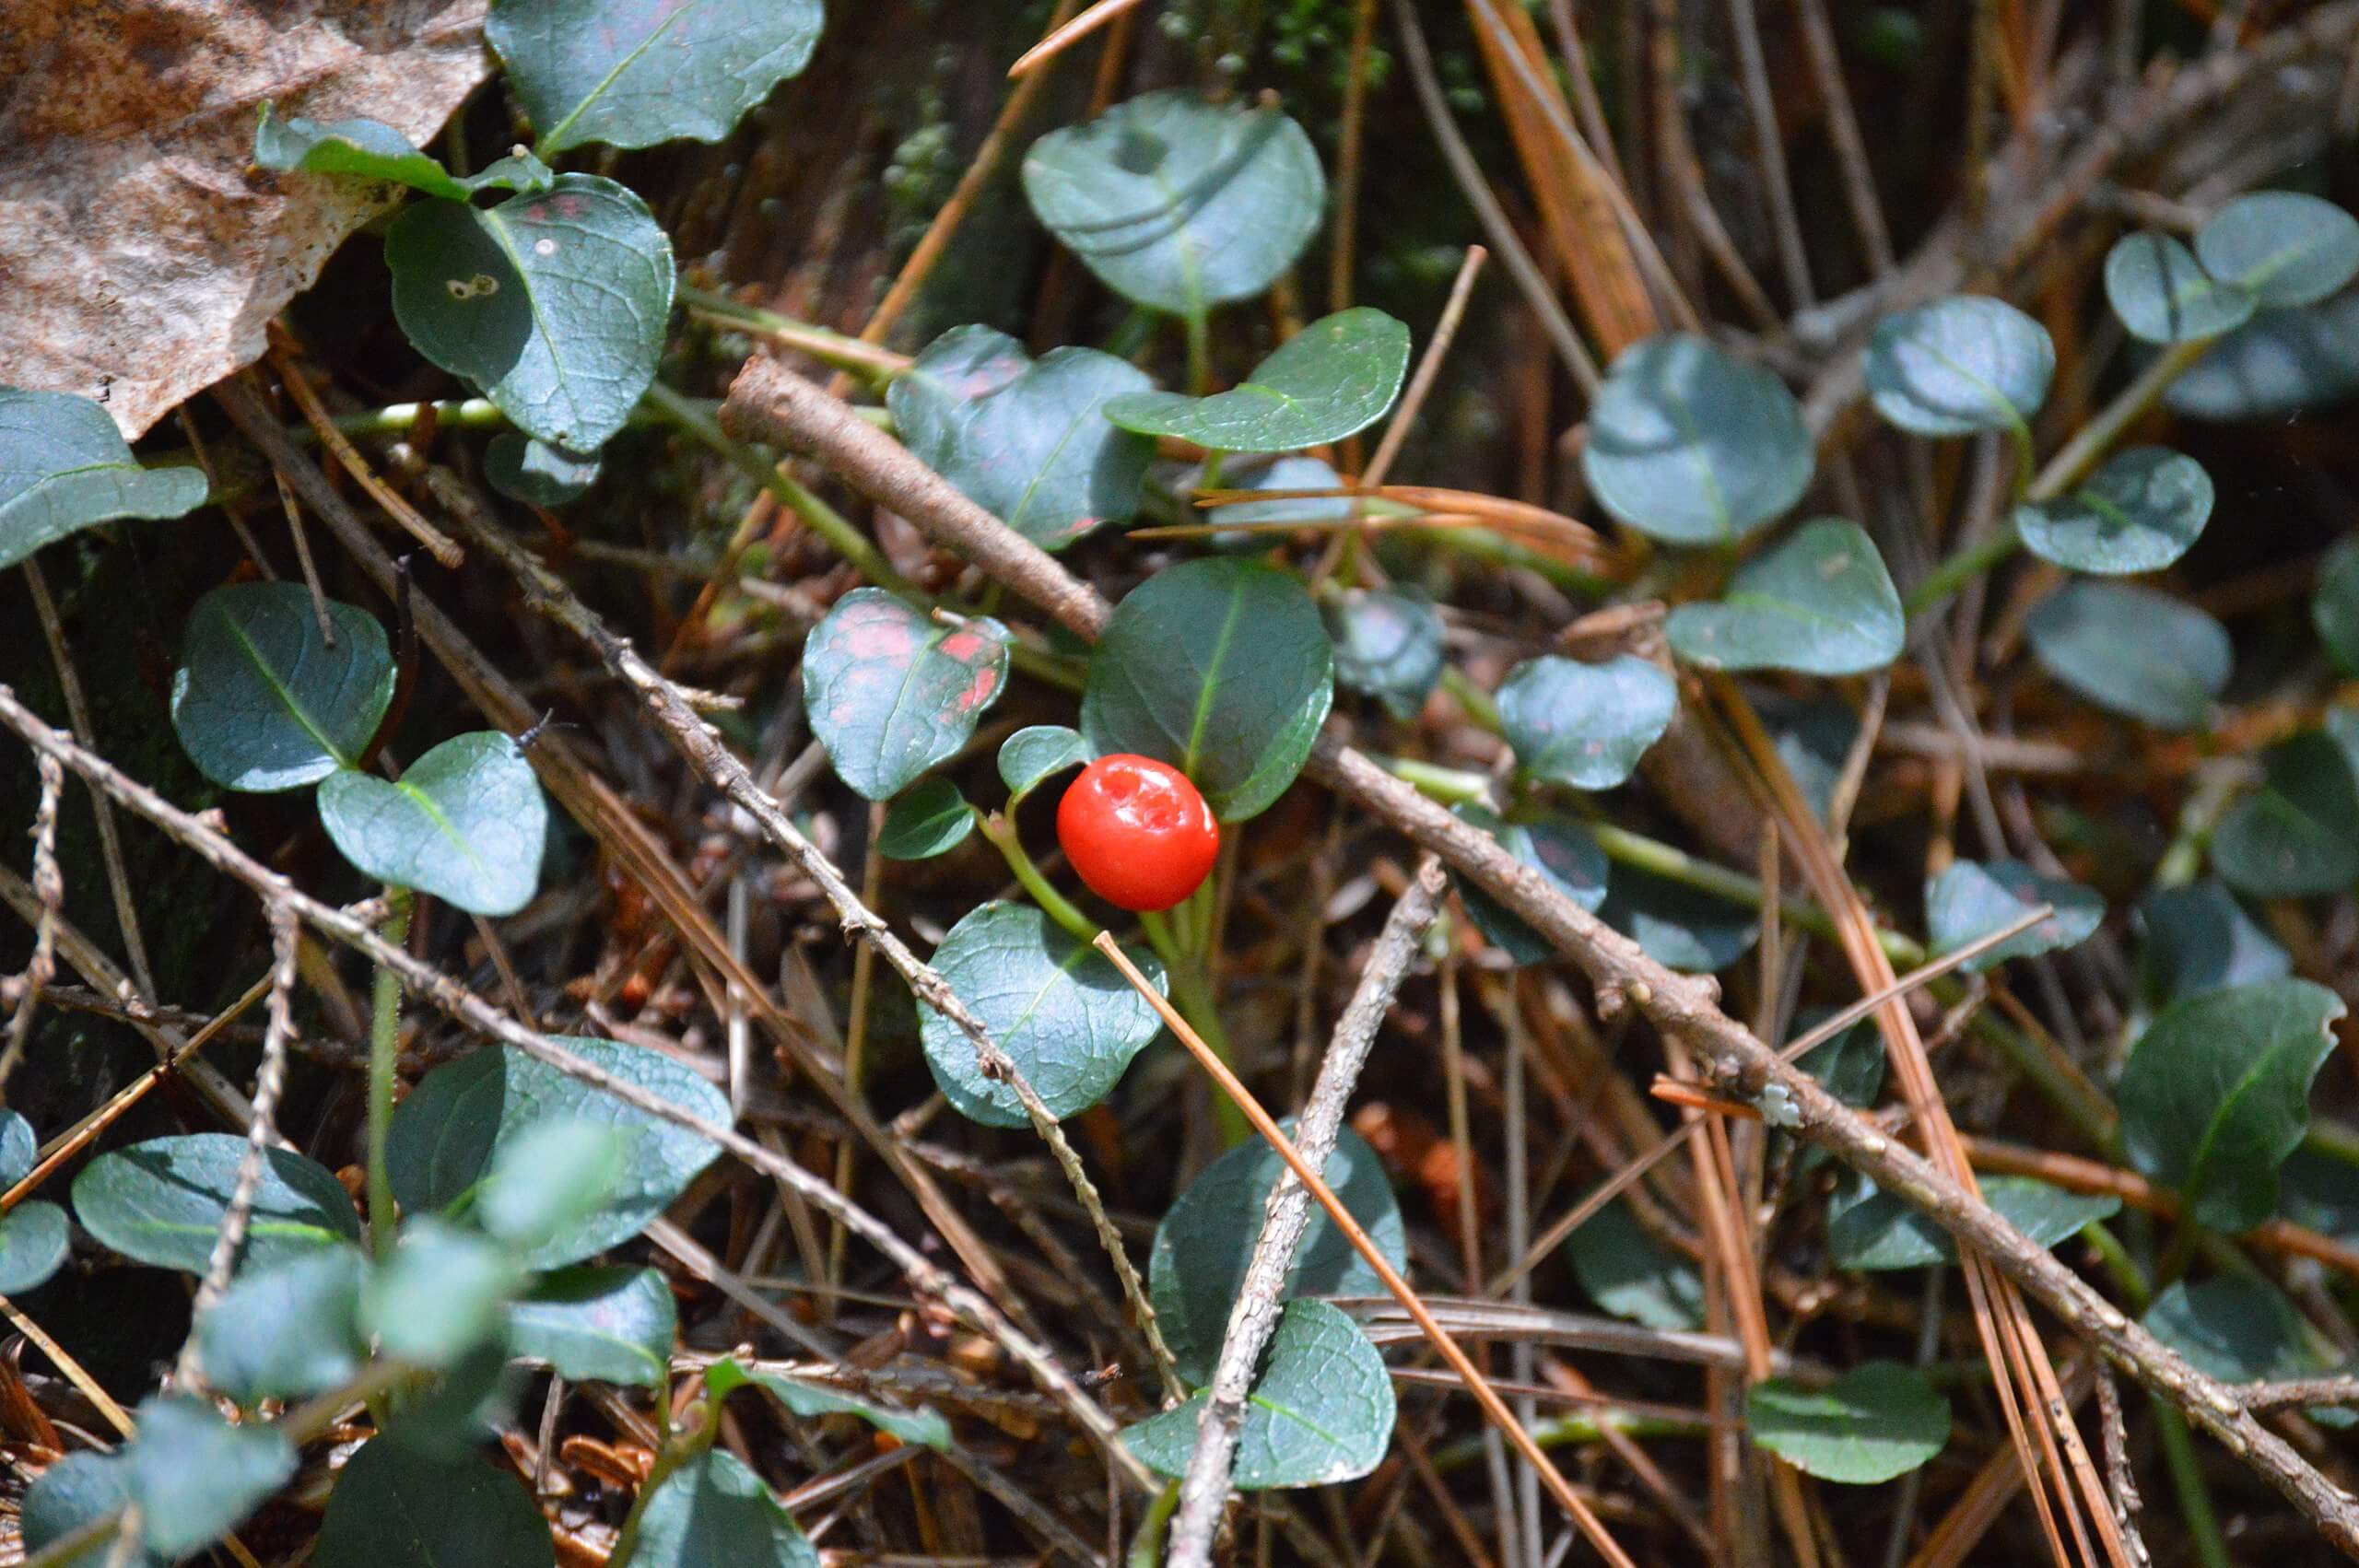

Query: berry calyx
left=1055, top=754, right=1220, bottom=913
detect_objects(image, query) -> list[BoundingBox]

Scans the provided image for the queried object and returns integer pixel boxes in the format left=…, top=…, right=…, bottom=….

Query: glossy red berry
left=1055, top=754, right=1221, bottom=913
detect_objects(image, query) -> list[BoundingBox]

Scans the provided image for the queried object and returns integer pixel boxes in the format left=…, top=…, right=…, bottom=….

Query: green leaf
left=253, top=105, right=553, bottom=200
left=313, top=1441, right=555, bottom=1568
left=381, top=1337, right=523, bottom=1458
left=804, top=590, right=1012, bottom=802
left=477, top=1120, right=627, bottom=1248
left=2102, top=233, right=2256, bottom=345
left=0, top=1107, right=33, bottom=1186
left=486, top=432, right=601, bottom=508
left=1797, top=1017, right=1886, bottom=1108
left=22, top=1454, right=160, bottom=1567
left=1599, top=866, right=1759, bottom=973
left=363, top=1218, right=525, bottom=1368
left=887, top=326, right=1154, bottom=549
left=2211, top=726, right=2359, bottom=896
left=1123, top=1299, right=1395, bottom=1490
left=1565, top=1199, right=1705, bottom=1330
left=1747, top=1363, right=1950, bottom=1484
left=2144, top=1277, right=2353, bottom=1430
left=319, top=731, right=550, bottom=917
left=1866, top=295, right=2053, bottom=437
left=2013, top=447, right=2212, bottom=574
left=387, top=1037, right=730, bottom=1269
left=2281, top=1150, right=2359, bottom=1246
left=1924, top=859, right=2104, bottom=973
left=2139, top=881, right=2291, bottom=1004
left=1665, top=519, right=1903, bottom=676
left=1323, top=586, right=1443, bottom=720
left=1580, top=333, right=1813, bottom=544
left=170, top=580, right=394, bottom=792
left=1150, top=1124, right=1404, bottom=1385
left=199, top=1245, right=368, bottom=1402
left=2118, top=979, right=2346, bottom=1232
left=708, top=1356, right=952, bottom=1450
left=1449, top=804, right=1608, bottom=968
left=628, top=1449, right=817, bottom=1568
left=920, top=902, right=1167, bottom=1129
left=488, top=0, right=824, bottom=155
left=386, top=175, right=675, bottom=452
left=1022, top=89, right=1325, bottom=318
left=2194, top=192, right=2359, bottom=311
left=1755, top=690, right=1860, bottom=825
left=0, top=1201, right=69, bottom=1294
left=124, top=1395, right=296, bottom=1557
left=508, top=1266, right=675, bottom=1388
left=2025, top=580, right=2229, bottom=731
left=1106, top=309, right=1412, bottom=452
left=876, top=777, right=976, bottom=860
left=0, top=387, right=207, bottom=569
left=1827, top=1174, right=2118, bottom=1270
left=1080, top=558, right=1333, bottom=822
left=1497, top=654, right=1676, bottom=790
left=2313, top=535, right=2359, bottom=675
left=998, top=725, right=1093, bottom=801
left=73, top=1133, right=358, bottom=1275
left=2165, top=295, right=2359, bottom=421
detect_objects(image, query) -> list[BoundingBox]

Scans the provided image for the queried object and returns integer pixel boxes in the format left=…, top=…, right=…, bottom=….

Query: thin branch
left=1364, top=249, right=1488, bottom=489
left=0, top=752, right=63, bottom=1096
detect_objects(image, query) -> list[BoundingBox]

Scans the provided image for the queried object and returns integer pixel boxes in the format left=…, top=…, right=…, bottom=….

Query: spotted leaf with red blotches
left=804, top=590, right=1011, bottom=801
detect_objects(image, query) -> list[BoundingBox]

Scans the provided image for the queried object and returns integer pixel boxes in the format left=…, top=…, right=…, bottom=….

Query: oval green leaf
left=920, top=902, right=1167, bottom=1129
left=1449, top=803, right=1609, bottom=968
left=2013, top=447, right=2212, bottom=574
left=999, top=724, right=1093, bottom=801
left=486, top=432, right=601, bottom=508
left=1580, top=333, right=1813, bottom=544
left=2211, top=725, right=2359, bottom=897
left=170, top=580, right=394, bottom=792
left=2165, top=295, right=2359, bottom=421
left=1497, top=654, right=1676, bottom=790
left=628, top=1449, right=816, bottom=1568
left=1828, top=1174, right=2118, bottom=1270
left=1925, top=859, right=2104, bottom=973
left=2025, top=579, right=2229, bottom=731
left=876, top=777, right=975, bottom=860
left=1747, top=1363, right=1951, bottom=1484
left=0, top=1202, right=69, bottom=1294
left=0, top=1107, right=32, bottom=1186
left=198, top=1245, right=368, bottom=1403
left=477, top=1120, right=627, bottom=1248
left=319, top=731, right=549, bottom=917
left=1022, top=90, right=1325, bottom=317
left=1566, top=1199, right=1704, bottom=1330
left=2314, top=534, right=2359, bottom=675
left=313, top=1441, right=555, bottom=1568
left=2138, top=881, right=2290, bottom=1004
left=73, top=1133, right=358, bottom=1275
left=1865, top=295, right=2054, bottom=437
left=2143, top=1278, right=2353, bottom=1431
left=804, top=589, right=1012, bottom=802
left=1106, top=308, right=1412, bottom=452
left=2102, top=232, right=2256, bottom=345
left=509, top=1266, right=676, bottom=1389
left=1324, top=586, right=1443, bottom=720
left=2118, top=978, right=2346, bottom=1232
left=124, top=1395, right=296, bottom=1558
left=23, top=1454, right=160, bottom=1568
left=362, top=1218, right=524, bottom=1368
left=1599, top=865, right=1759, bottom=973
left=1080, top=557, right=1333, bottom=822
left=2194, top=192, right=2359, bottom=310
left=0, top=387, right=207, bottom=570
left=1666, top=518, right=1903, bottom=676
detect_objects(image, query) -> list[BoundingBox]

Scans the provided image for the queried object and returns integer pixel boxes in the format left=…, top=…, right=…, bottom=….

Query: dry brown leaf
left=0, top=0, right=490, bottom=438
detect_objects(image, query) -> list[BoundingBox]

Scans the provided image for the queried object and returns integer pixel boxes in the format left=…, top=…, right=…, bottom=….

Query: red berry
left=1055, top=754, right=1220, bottom=913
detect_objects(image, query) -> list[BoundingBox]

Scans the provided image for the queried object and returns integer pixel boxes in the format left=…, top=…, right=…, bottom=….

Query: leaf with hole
left=124, top=1395, right=296, bottom=1557
left=1865, top=296, right=2053, bottom=437
left=999, top=725, right=1093, bottom=801
left=708, top=1355, right=951, bottom=1450
left=387, top=1036, right=730, bottom=1269
left=1747, top=1363, right=1950, bottom=1483
left=199, top=1245, right=367, bottom=1403
left=1150, top=1123, right=1405, bottom=1385
left=1566, top=1199, right=1704, bottom=1330
left=2166, top=295, right=2359, bottom=421
left=363, top=1218, right=524, bottom=1368
left=0, top=386, right=207, bottom=570
left=0, top=1202, right=68, bottom=1294
left=2139, top=881, right=2291, bottom=1004
left=2194, top=192, right=2359, bottom=311
left=253, top=105, right=552, bottom=200
left=170, top=580, right=393, bottom=792
left=2013, top=448, right=2212, bottom=574
left=21, top=1453, right=160, bottom=1568
left=1107, top=308, right=1411, bottom=452
left=488, top=0, right=824, bottom=155
left=1022, top=89, right=1324, bottom=317
left=919, top=902, right=1166, bottom=1129
left=804, top=590, right=1011, bottom=802
left=73, top=1133, right=358, bottom=1276
left=1579, top=333, right=1812, bottom=544
left=1827, top=1174, right=2118, bottom=1270
left=2118, top=978, right=2345, bottom=1232
left=313, top=1441, right=555, bottom=1568
left=1324, top=586, right=1443, bottom=720
left=1449, top=803, right=1609, bottom=968
left=508, top=1266, right=675, bottom=1388
left=387, top=174, right=675, bottom=452
left=1599, top=866, right=1760, bottom=974
left=2314, top=535, right=2359, bottom=675
left=876, top=777, right=975, bottom=860
left=2102, top=233, right=2255, bottom=345
left=486, top=432, right=600, bottom=508
left=2210, top=724, right=2359, bottom=897
left=1123, top=1299, right=1395, bottom=1489
left=1081, top=557, right=1333, bottom=821
left=1497, top=654, right=1676, bottom=790
left=627, top=1449, right=817, bottom=1568
left=2144, top=1277, right=2353, bottom=1429
left=1666, top=519, right=1903, bottom=676
left=2025, top=580, right=2229, bottom=731
left=1925, top=859, right=2103, bottom=973
left=888, top=326, right=1154, bottom=549
left=319, top=731, right=549, bottom=916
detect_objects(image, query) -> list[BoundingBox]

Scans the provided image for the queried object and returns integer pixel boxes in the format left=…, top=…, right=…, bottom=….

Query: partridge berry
left=1055, top=754, right=1220, bottom=912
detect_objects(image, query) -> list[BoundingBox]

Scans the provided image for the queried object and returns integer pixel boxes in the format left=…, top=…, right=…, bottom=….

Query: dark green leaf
left=1151, top=1124, right=1404, bottom=1385
left=1123, top=1299, right=1395, bottom=1489
left=125, top=1395, right=295, bottom=1557
left=2118, top=979, right=2345, bottom=1232
left=363, top=1218, right=524, bottom=1367
left=1565, top=1199, right=1704, bottom=1330
left=1449, top=804, right=1609, bottom=968
left=0, top=1108, right=31, bottom=1186
left=313, top=1441, right=555, bottom=1568
left=1755, top=691, right=1860, bottom=825
left=2102, top=233, right=2256, bottom=345
left=0, top=1202, right=68, bottom=1294
left=477, top=1120, right=626, bottom=1248
left=999, top=725, right=1093, bottom=801
left=253, top=105, right=553, bottom=200
left=804, top=590, right=1011, bottom=802
left=2210, top=716, right=2359, bottom=896
left=1599, top=866, right=1759, bottom=973
left=1580, top=333, right=1813, bottom=544
left=2165, top=296, right=2359, bottom=421
left=170, top=580, right=394, bottom=792
left=888, top=326, right=1154, bottom=549
left=486, top=432, right=600, bottom=507
left=628, top=1449, right=816, bottom=1568
left=1107, top=309, right=1411, bottom=451
left=1925, top=859, right=2104, bottom=972
left=876, top=777, right=975, bottom=860
left=73, top=1133, right=358, bottom=1275
left=199, top=1245, right=367, bottom=1402
left=2144, top=1277, right=2353, bottom=1430
left=382, top=1336, right=523, bottom=1458
left=488, top=0, right=824, bottom=154
left=1497, top=654, right=1676, bottom=790
left=920, top=902, right=1167, bottom=1129
left=387, top=1037, right=730, bottom=1269
left=1865, top=295, right=2054, bottom=436
left=387, top=175, right=675, bottom=452
left=2139, top=881, right=2291, bottom=1004
left=1747, top=1363, right=1950, bottom=1484
left=1022, top=90, right=1324, bottom=317
left=1080, top=558, right=1333, bottom=821
left=1324, top=586, right=1443, bottom=720
left=1665, top=519, right=1903, bottom=675
left=708, top=1356, right=952, bottom=1450
left=0, top=387, right=206, bottom=569
left=2281, top=1150, right=2359, bottom=1246
left=319, top=731, right=549, bottom=916
left=1796, top=1018, right=1885, bottom=1108
left=2313, top=535, right=2359, bottom=675
left=2194, top=192, right=2359, bottom=311
left=2025, top=580, right=2229, bottom=731
left=509, top=1266, right=675, bottom=1388
left=2013, top=447, right=2212, bottom=574
left=22, top=1453, right=159, bottom=1567
left=1828, top=1174, right=2118, bottom=1270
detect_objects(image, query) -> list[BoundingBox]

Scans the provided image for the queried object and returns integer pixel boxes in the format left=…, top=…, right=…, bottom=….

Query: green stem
left=1139, top=909, right=1248, bottom=1146
left=1903, top=521, right=2024, bottom=616
left=367, top=888, right=413, bottom=1262
left=2080, top=1220, right=2151, bottom=1313
left=677, top=287, right=910, bottom=383
left=1184, top=308, right=1213, bottom=397
left=975, top=813, right=1097, bottom=943
left=609, top=1385, right=723, bottom=1568
left=1438, top=664, right=1502, bottom=731
left=2154, top=1401, right=2234, bottom=1568
left=1127, top=1479, right=1182, bottom=1568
